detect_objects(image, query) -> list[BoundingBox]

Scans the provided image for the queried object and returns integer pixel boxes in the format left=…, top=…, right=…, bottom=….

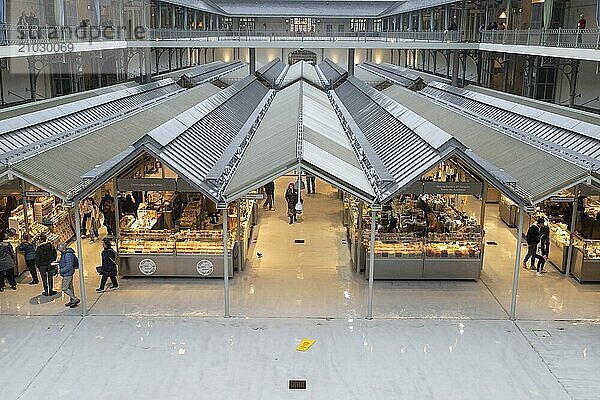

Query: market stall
left=113, top=159, right=255, bottom=278
left=349, top=160, right=485, bottom=280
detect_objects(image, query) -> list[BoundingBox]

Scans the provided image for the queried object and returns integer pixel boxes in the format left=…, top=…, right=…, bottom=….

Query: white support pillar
left=223, top=206, right=230, bottom=317
left=565, top=190, right=579, bottom=276
left=74, top=203, right=88, bottom=317
left=509, top=206, right=525, bottom=320
left=357, top=201, right=364, bottom=273
left=445, top=6, right=450, bottom=30
left=367, top=208, right=376, bottom=319
left=236, top=200, right=242, bottom=271
left=430, top=9, right=435, bottom=31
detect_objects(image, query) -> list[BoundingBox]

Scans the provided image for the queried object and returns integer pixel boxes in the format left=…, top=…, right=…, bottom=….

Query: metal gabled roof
left=382, top=84, right=589, bottom=204
left=358, top=62, right=425, bottom=90
left=380, top=0, right=461, bottom=17
left=179, top=60, right=246, bottom=87
left=214, top=1, right=397, bottom=17
left=0, top=79, right=182, bottom=165
left=333, top=77, right=530, bottom=206
left=256, top=58, right=287, bottom=89
left=73, top=77, right=271, bottom=203
left=317, top=59, right=347, bottom=88
left=11, top=84, right=221, bottom=201
left=222, top=79, right=375, bottom=202
left=421, top=81, right=600, bottom=173
left=280, top=61, right=324, bottom=89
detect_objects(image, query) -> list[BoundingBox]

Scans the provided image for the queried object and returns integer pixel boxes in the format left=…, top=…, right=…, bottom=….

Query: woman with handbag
left=96, top=238, right=118, bottom=293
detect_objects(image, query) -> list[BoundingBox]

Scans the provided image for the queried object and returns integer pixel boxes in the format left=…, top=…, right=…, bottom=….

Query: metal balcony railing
left=0, top=24, right=131, bottom=44
left=480, top=28, right=600, bottom=49
left=144, top=28, right=464, bottom=43
left=0, top=24, right=464, bottom=45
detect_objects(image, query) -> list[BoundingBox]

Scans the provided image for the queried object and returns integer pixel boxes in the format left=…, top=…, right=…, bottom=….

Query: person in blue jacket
left=18, top=234, right=39, bottom=285
left=57, top=243, right=80, bottom=308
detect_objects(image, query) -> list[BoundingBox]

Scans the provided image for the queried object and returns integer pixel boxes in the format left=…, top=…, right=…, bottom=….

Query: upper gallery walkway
left=2, top=25, right=599, bottom=61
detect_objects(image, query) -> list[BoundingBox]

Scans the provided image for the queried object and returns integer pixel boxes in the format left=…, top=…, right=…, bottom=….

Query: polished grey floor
left=1, top=180, right=598, bottom=399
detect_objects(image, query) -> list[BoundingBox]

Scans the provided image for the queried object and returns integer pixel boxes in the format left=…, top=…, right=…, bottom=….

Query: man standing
left=523, top=218, right=544, bottom=270
left=35, top=234, right=57, bottom=296
left=306, top=174, right=316, bottom=194
left=57, top=243, right=80, bottom=308
left=263, top=181, right=275, bottom=211
left=0, top=233, right=17, bottom=292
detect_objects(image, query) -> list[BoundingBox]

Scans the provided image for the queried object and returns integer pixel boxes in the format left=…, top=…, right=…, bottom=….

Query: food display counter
left=571, top=234, right=600, bottom=282
left=357, top=169, right=485, bottom=280
left=117, top=194, right=254, bottom=278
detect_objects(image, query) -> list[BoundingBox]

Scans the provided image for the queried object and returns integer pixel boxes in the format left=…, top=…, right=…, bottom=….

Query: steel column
left=223, top=206, right=230, bottom=317
left=357, top=201, right=364, bottom=273
left=74, top=203, right=88, bottom=317
left=366, top=208, right=376, bottom=319
left=20, top=181, right=30, bottom=236
left=565, top=189, right=579, bottom=276
left=348, top=49, right=355, bottom=76
left=509, top=207, right=525, bottom=320
left=568, top=60, right=580, bottom=108
left=113, top=178, right=120, bottom=253
left=236, top=200, right=242, bottom=271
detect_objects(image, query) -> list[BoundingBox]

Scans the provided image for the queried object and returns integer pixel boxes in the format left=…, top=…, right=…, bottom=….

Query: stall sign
left=242, top=194, right=265, bottom=200
left=118, top=179, right=177, bottom=191
left=549, top=196, right=575, bottom=203
left=423, top=182, right=483, bottom=196
left=139, top=258, right=157, bottom=275
left=25, top=191, right=50, bottom=197
left=196, top=259, right=214, bottom=276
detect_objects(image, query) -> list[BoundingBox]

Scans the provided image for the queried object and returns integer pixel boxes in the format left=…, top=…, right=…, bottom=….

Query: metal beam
left=509, top=206, right=525, bottom=320
left=366, top=207, right=376, bottom=319
left=223, top=206, right=230, bottom=317
left=74, top=203, right=88, bottom=317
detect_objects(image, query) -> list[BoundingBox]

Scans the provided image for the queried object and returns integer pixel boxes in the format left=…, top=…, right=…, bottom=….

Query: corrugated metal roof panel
left=383, top=85, right=589, bottom=203
left=422, top=81, right=600, bottom=171
left=0, top=79, right=182, bottom=163
left=358, top=62, right=425, bottom=89
left=12, top=84, right=221, bottom=199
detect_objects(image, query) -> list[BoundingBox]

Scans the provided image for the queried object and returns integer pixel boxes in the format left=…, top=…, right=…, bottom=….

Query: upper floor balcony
left=0, top=23, right=598, bottom=61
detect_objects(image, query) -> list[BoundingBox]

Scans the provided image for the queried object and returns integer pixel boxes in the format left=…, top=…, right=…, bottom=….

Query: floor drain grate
left=294, top=239, right=305, bottom=244
left=486, top=241, right=498, bottom=246
left=46, top=324, right=64, bottom=331
left=532, top=329, right=551, bottom=338
left=289, top=380, right=307, bottom=390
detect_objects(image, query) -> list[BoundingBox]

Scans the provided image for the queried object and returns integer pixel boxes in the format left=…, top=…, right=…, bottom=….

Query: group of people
left=0, top=232, right=119, bottom=304
left=263, top=177, right=316, bottom=225
left=0, top=192, right=122, bottom=305
left=81, top=194, right=117, bottom=243
left=17, top=11, right=41, bottom=39
left=523, top=217, right=550, bottom=277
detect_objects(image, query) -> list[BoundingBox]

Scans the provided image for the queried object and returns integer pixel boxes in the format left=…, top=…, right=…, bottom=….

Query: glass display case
left=571, top=234, right=600, bottom=282
left=425, top=233, right=481, bottom=259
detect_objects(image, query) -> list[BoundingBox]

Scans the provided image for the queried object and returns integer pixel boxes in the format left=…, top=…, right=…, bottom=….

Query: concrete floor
left=1, top=178, right=599, bottom=399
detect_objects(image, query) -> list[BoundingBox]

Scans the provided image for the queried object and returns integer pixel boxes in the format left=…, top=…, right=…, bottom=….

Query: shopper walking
left=306, top=174, right=316, bottom=194
left=523, top=218, right=544, bottom=270
left=17, top=234, right=39, bottom=284
left=35, top=234, right=57, bottom=296
left=122, top=194, right=138, bottom=221
left=57, top=243, right=80, bottom=308
left=285, top=183, right=299, bottom=225
left=96, top=238, right=118, bottom=293
left=100, top=193, right=116, bottom=236
left=263, top=181, right=275, bottom=210
left=0, top=233, right=17, bottom=292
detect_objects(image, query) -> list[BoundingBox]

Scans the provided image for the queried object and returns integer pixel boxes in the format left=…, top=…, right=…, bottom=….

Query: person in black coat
left=96, top=238, right=118, bottom=292
left=35, top=234, right=57, bottom=296
left=523, top=218, right=544, bottom=270
left=263, top=181, right=275, bottom=210
left=285, top=183, right=299, bottom=225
